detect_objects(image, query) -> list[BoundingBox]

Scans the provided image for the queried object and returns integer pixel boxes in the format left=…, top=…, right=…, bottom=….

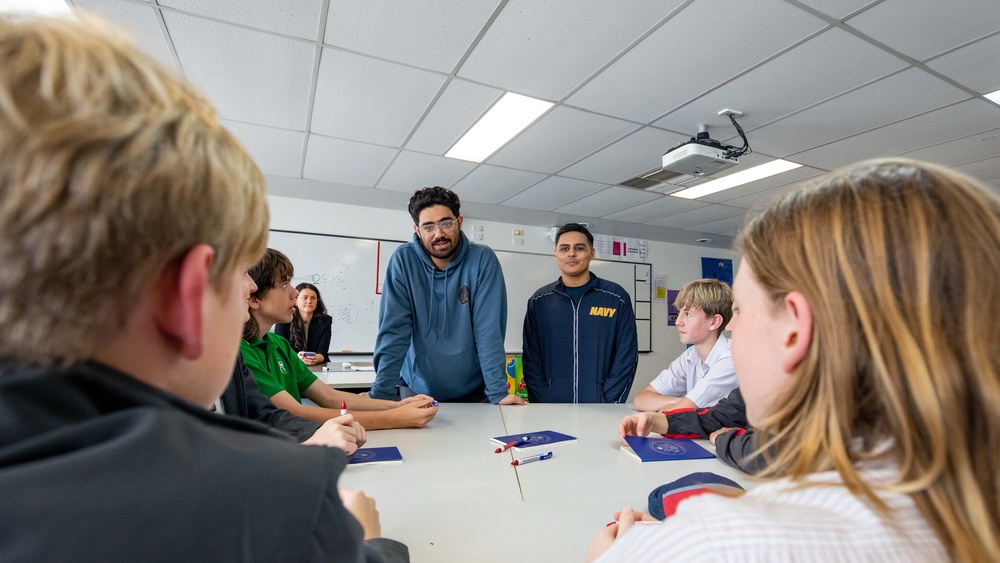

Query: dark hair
left=243, top=248, right=293, bottom=343
left=408, top=186, right=461, bottom=224
left=289, top=282, right=327, bottom=350
left=555, top=223, right=594, bottom=246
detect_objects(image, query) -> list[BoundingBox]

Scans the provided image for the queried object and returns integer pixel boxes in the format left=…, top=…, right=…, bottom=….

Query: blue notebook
left=491, top=430, right=576, bottom=450
left=623, top=436, right=715, bottom=462
left=347, top=446, right=403, bottom=465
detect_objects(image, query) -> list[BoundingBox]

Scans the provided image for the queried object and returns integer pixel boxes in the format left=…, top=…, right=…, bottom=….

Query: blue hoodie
left=370, top=232, right=509, bottom=403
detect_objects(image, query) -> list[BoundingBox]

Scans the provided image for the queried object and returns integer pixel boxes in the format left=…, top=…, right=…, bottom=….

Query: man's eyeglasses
left=418, top=219, right=458, bottom=235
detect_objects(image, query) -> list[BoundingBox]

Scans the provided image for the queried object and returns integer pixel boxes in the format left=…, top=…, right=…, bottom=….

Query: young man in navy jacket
left=522, top=224, right=639, bottom=403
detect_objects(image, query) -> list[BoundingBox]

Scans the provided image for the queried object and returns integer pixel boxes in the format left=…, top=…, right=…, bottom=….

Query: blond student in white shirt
left=588, top=158, right=1000, bottom=562
left=632, top=279, right=736, bottom=412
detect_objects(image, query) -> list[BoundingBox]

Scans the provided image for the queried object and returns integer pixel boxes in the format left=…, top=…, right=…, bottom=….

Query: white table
left=311, top=363, right=376, bottom=389
left=338, top=404, right=753, bottom=563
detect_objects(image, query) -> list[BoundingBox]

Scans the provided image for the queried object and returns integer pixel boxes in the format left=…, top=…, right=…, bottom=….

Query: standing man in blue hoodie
left=370, top=187, right=526, bottom=405
left=522, top=223, right=638, bottom=403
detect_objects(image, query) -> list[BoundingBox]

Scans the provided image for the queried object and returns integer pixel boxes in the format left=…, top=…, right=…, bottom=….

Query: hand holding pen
left=495, top=435, right=530, bottom=453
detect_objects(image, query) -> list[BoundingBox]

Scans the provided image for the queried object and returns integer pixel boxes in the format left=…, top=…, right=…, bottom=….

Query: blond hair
left=674, top=278, right=733, bottom=331
left=736, top=158, right=1000, bottom=561
left=0, top=15, right=268, bottom=366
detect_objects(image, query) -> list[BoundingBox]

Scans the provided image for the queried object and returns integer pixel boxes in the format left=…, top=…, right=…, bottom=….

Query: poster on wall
left=701, top=257, right=734, bottom=286
left=652, top=275, right=668, bottom=303
left=593, top=234, right=649, bottom=262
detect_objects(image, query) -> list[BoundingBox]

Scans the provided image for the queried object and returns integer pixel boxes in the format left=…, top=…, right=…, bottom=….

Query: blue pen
left=495, top=435, right=529, bottom=453
left=511, top=451, right=553, bottom=466
left=428, top=400, right=439, bottom=407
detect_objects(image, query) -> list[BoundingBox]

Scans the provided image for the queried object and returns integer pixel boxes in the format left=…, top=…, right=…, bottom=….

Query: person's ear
left=457, top=215, right=464, bottom=230
left=154, top=244, right=214, bottom=360
left=708, top=313, right=724, bottom=331
left=780, top=291, right=813, bottom=373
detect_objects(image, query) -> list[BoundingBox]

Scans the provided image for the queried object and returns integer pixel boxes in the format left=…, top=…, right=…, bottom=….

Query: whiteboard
left=268, top=229, right=646, bottom=354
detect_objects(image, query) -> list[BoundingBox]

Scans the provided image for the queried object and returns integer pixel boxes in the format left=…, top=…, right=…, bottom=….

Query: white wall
left=268, top=195, right=740, bottom=403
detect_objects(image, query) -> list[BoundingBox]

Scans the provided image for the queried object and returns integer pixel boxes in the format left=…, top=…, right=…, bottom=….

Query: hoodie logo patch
left=458, top=284, right=470, bottom=305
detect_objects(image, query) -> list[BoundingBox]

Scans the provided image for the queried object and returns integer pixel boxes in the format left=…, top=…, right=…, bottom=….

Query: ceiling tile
left=793, top=0, right=878, bottom=20
left=406, top=80, right=504, bottom=155
left=925, top=32, right=1000, bottom=95
left=311, top=48, right=446, bottom=146
left=846, top=0, right=1000, bottom=61
left=688, top=214, right=748, bottom=236
left=747, top=68, right=970, bottom=158
left=554, top=186, right=662, bottom=216
left=500, top=176, right=609, bottom=211
left=450, top=165, right=547, bottom=205
left=791, top=99, right=1000, bottom=169
left=559, top=127, right=689, bottom=184
left=222, top=121, right=304, bottom=178
left=898, top=128, right=1000, bottom=167
left=303, top=135, right=398, bottom=186
left=566, top=0, right=827, bottom=122
left=163, top=11, right=315, bottom=129
left=70, top=0, right=177, bottom=70
left=325, top=0, right=498, bottom=73
left=599, top=194, right=706, bottom=224
left=487, top=106, right=638, bottom=174
left=158, top=0, right=323, bottom=40
left=646, top=204, right=746, bottom=229
left=655, top=27, right=907, bottom=134
left=376, top=151, right=477, bottom=193
left=718, top=182, right=802, bottom=211
left=952, top=156, right=1000, bottom=182
left=458, top=0, right=680, bottom=100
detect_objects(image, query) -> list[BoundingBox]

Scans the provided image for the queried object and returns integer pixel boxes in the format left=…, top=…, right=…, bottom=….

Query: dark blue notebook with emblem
left=623, top=436, right=715, bottom=462
left=347, top=446, right=403, bottom=465
left=491, top=430, right=576, bottom=450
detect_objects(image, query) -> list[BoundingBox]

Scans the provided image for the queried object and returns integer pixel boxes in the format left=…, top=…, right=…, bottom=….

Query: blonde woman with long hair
left=593, top=158, right=1000, bottom=562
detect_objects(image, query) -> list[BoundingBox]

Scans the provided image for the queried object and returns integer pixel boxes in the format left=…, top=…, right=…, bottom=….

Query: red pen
left=340, top=400, right=347, bottom=416
left=494, top=435, right=530, bottom=453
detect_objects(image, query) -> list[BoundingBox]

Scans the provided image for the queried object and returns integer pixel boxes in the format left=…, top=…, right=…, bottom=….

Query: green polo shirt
left=240, top=332, right=318, bottom=403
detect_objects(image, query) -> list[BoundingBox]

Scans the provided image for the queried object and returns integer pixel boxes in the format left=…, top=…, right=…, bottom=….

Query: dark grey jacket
left=663, top=388, right=765, bottom=474
left=221, top=355, right=322, bottom=442
left=0, top=360, right=408, bottom=562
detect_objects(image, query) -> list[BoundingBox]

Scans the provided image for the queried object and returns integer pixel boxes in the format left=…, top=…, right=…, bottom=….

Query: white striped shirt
left=594, top=466, right=946, bottom=562
left=649, top=334, right=736, bottom=408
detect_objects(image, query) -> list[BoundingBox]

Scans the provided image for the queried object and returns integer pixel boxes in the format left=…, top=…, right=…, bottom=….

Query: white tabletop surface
left=311, top=362, right=376, bottom=388
left=338, top=403, right=754, bottom=563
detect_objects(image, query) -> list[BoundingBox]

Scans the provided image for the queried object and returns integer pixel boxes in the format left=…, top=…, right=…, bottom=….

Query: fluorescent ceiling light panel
left=985, top=89, right=1000, bottom=105
left=0, top=0, right=72, bottom=16
left=670, top=159, right=803, bottom=200
left=445, top=92, right=553, bottom=163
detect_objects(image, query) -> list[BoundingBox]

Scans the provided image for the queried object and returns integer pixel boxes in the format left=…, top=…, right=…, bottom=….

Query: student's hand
left=618, top=412, right=669, bottom=443
left=302, top=415, right=364, bottom=453
left=340, top=490, right=381, bottom=540
left=586, top=506, right=656, bottom=562
left=297, top=351, right=319, bottom=366
left=709, top=427, right=734, bottom=445
left=399, top=394, right=435, bottom=406
left=498, top=394, right=527, bottom=405
left=392, top=396, right=439, bottom=427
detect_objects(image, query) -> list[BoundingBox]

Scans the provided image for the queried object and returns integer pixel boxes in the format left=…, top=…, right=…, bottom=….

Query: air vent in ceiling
left=618, top=168, right=701, bottom=195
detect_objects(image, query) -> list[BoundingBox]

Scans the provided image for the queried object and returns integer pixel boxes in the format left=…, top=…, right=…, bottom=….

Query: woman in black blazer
left=274, top=283, right=332, bottom=365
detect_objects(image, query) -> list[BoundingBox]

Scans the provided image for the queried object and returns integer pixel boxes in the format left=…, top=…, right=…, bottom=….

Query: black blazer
left=274, top=312, right=332, bottom=361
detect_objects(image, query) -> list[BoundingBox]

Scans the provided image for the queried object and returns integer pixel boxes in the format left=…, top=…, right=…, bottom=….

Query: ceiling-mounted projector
left=661, top=142, right=738, bottom=176
left=661, top=112, right=751, bottom=178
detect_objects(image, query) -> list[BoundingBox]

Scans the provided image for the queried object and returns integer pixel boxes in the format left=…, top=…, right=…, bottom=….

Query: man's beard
left=424, top=235, right=458, bottom=260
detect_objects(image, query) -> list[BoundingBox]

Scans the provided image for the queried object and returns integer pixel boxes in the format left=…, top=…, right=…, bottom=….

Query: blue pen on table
left=511, top=451, right=553, bottom=466
left=495, top=435, right=530, bottom=453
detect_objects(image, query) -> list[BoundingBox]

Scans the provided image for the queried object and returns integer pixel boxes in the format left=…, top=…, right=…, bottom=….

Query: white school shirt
left=594, top=466, right=946, bottom=562
left=649, top=333, right=736, bottom=408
